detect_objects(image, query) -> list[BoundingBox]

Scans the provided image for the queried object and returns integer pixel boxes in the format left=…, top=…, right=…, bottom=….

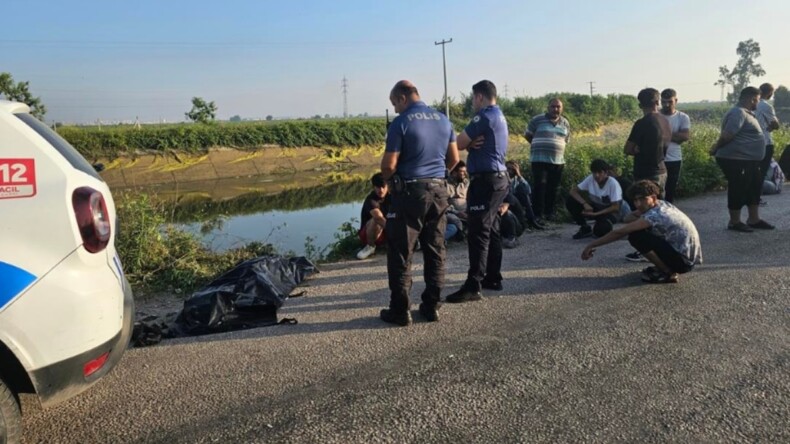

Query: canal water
left=123, top=171, right=374, bottom=257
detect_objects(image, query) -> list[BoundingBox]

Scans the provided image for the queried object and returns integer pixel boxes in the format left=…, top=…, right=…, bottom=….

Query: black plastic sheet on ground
left=132, top=256, right=317, bottom=347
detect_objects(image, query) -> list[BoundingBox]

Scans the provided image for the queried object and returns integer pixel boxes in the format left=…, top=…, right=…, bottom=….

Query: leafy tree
left=715, top=39, right=765, bottom=103
left=774, top=85, right=790, bottom=109
left=185, top=97, right=217, bottom=123
left=265, top=115, right=273, bottom=121
left=229, top=115, right=242, bottom=122
left=0, top=72, right=47, bottom=119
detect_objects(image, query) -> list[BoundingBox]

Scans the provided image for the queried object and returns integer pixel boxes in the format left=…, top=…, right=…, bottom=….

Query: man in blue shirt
left=446, top=80, right=510, bottom=303
left=380, top=80, right=460, bottom=326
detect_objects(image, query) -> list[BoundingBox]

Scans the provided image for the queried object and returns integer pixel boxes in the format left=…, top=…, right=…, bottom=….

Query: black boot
left=480, top=277, right=503, bottom=291
left=380, top=309, right=412, bottom=326
left=527, top=218, right=546, bottom=230
left=418, top=303, right=439, bottom=322
left=445, top=284, right=482, bottom=303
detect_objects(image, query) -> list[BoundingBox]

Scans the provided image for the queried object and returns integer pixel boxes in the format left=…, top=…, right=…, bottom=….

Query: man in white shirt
left=660, top=88, right=691, bottom=203
left=756, top=83, right=781, bottom=199
left=566, top=159, right=626, bottom=239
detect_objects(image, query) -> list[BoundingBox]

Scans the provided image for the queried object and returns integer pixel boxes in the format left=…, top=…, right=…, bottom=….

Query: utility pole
left=503, top=83, right=510, bottom=99
left=587, top=81, right=596, bottom=97
left=341, top=76, right=349, bottom=118
left=434, top=38, right=453, bottom=117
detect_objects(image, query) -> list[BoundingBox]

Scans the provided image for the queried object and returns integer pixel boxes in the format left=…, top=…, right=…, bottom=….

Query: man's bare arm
left=710, top=131, right=736, bottom=155
left=524, top=132, right=534, bottom=143
left=672, top=128, right=690, bottom=144
left=445, top=141, right=460, bottom=173
left=456, top=131, right=472, bottom=151
left=624, top=140, right=639, bottom=155
left=381, top=151, right=399, bottom=180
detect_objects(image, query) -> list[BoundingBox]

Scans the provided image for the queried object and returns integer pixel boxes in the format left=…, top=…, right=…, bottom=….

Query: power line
left=341, top=76, right=349, bottom=118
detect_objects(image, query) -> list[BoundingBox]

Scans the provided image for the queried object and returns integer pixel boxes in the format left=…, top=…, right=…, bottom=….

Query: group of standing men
left=370, top=78, right=781, bottom=326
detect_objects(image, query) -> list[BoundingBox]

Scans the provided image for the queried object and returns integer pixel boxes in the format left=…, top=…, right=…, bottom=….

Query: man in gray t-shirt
left=710, top=86, right=773, bottom=232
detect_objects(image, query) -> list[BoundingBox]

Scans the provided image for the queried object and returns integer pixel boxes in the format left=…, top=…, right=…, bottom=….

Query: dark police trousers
left=464, top=172, right=509, bottom=290
left=385, top=179, right=449, bottom=314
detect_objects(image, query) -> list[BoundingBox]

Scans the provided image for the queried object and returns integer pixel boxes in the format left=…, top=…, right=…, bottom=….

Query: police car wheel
left=0, top=377, right=21, bottom=444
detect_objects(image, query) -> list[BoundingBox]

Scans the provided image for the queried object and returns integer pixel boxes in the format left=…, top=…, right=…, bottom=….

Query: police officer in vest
left=446, top=80, right=510, bottom=302
left=380, top=80, right=460, bottom=326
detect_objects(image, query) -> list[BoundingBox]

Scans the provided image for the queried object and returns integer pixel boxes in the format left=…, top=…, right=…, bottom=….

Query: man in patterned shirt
left=525, top=98, right=570, bottom=222
left=581, top=180, right=702, bottom=284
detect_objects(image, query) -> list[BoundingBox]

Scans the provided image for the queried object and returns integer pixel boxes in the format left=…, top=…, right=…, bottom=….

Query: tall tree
left=185, top=97, right=217, bottom=123
left=774, top=85, right=790, bottom=109
left=715, top=39, right=765, bottom=103
left=0, top=72, right=47, bottom=119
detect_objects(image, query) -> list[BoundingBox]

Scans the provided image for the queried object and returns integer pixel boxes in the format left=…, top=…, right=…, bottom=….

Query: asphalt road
left=21, top=190, right=789, bottom=443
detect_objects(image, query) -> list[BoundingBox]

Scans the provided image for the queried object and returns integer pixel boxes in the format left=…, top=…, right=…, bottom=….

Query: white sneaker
left=356, top=244, right=376, bottom=260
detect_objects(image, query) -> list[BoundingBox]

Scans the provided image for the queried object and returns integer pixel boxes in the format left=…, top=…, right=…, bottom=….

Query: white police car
left=0, top=100, right=133, bottom=442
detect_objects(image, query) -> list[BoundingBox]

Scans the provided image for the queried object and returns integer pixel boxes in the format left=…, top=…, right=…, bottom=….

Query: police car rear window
left=15, top=113, right=103, bottom=181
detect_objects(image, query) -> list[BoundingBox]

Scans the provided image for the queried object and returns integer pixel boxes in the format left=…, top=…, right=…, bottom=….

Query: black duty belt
left=470, top=171, right=507, bottom=179
left=404, top=178, right=445, bottom=184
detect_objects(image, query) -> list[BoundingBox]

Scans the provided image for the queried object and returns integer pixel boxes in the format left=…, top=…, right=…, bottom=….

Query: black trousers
left=500, top=210, right=524, bottom=239
left=715, top=157, right=762, bottom=210
left=531, top=162, right=564, bottom=219
left=628, top=230, right=693, bottom=274
left=385, top=180, right=449, bottom=313
left=664, top=161, right=682, bottom=203
left=759, top=144, right=775, bottom=196
left=565, top=196, right=617, bottom=227
left=465, top=172, right=509, bottom=289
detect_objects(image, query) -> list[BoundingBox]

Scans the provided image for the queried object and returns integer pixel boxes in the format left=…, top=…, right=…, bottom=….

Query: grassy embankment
left=63, top=104, right=788, bottom=296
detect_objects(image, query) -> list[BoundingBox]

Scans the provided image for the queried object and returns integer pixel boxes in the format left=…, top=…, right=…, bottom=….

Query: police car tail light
left=72, top=187, right=111, bottom=253
left=83, top=351, right=110, bottom=377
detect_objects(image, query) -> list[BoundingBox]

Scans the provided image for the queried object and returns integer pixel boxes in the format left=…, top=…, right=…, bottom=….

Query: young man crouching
left=356, top=173, right=389, bottom=260
left=581, top=180, right=702, bottom=283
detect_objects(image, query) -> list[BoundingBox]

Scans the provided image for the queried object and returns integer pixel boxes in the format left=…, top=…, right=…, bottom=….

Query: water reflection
left=180, top=201, right=361, bottom=255
left=121, top=171, right=374, bottom=256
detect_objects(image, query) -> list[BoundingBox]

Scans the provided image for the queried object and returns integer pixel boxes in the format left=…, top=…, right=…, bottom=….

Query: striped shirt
left=525, top=114, right=571, bottom=164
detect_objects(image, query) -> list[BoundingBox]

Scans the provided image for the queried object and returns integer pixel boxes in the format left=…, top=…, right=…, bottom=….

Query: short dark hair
left=371, top=172, right=386, bottom=187
left=637, top=88, right=660, bottom=108
left=661, top=88, right=677, bottom=99
left=627, top=179, right=661, bottom=201
left=590, top=159, right=610, bottom=173
left=391, top=81, right=418, bottom=99
left=472, top=80, right=497, bottom=100
left=759, top=83, right=774, bottom=96
left=739, top=86, right=760, bottom=101
left=451, top=160, right=466, bottom=173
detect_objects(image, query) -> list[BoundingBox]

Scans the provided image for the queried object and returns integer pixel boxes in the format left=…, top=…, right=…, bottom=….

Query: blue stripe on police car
left=0, top=261, right=36, bottom=310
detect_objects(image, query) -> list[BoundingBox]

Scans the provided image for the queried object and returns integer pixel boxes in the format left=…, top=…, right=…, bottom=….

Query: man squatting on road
left=379, top=80, right=460, bottom=326
left=445, top=80, right=510, bottom=303
left=581, top=180, right=702, bottom=284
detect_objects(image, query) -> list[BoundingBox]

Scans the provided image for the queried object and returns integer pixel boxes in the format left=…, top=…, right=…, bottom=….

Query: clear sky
left=3, top=0, right=789, bottom=124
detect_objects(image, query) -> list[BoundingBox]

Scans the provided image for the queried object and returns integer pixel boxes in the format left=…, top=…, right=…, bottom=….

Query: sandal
left=747, top=220, right=775, bottom=230
left=727, top=222, right=754, bottom=233
left=640, top=269, right=679, bottom=284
